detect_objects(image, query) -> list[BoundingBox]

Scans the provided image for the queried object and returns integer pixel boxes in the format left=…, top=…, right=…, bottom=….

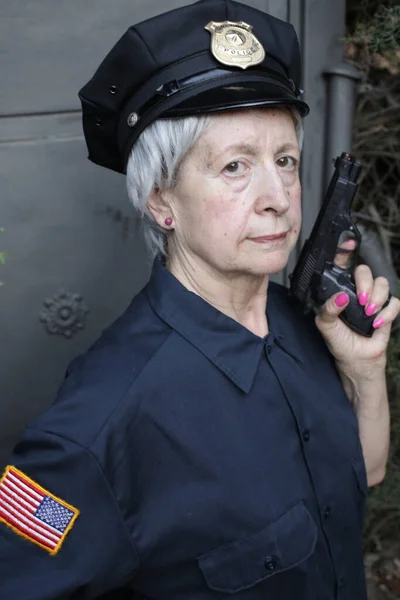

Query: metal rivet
left=109, top=85, right=118, bottom=95
left=127, top=112, right=139, bottom=127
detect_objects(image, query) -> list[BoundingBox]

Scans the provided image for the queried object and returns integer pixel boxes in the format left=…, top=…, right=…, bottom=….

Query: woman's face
left=166, top=108, right=302, bottom=277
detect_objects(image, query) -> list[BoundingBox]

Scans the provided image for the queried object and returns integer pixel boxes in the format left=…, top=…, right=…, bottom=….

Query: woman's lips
left=248, top=232, right=288, bottom=244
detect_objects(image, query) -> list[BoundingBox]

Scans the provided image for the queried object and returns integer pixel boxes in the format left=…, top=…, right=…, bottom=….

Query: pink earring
left=164, top=217, right=173, bottom=226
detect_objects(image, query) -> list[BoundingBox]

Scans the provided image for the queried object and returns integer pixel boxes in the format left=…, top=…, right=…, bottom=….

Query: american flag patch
left=0, top=466, right=79, bottom=555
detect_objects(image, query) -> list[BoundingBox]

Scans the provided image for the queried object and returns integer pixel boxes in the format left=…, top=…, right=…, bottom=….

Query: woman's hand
left=315, top=245, right=396, bottom=484
left=315, top=261, right=400, bottom=379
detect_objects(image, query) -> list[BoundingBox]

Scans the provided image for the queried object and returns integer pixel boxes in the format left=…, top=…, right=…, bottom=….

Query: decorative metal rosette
left=40, top=290, right=89, bottom=339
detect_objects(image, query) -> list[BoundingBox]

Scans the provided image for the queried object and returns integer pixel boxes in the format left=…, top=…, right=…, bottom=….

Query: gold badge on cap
left=205, top=21, right=265, bottom=70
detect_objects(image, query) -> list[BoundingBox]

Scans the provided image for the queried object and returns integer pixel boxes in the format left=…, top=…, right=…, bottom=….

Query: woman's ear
left=147, top=187, right=174, bottom=229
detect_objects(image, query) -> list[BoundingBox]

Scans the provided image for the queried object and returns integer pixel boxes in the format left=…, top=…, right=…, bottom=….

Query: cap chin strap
left=139, top=68, right=298, bottom=118
left=119, top=67, right=304, bottom=168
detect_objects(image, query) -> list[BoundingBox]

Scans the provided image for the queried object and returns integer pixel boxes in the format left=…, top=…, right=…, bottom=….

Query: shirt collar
left=145, top=260, right=304, bottom=393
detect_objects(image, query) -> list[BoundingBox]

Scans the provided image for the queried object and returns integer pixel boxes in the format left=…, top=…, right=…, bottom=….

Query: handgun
left=289, top=152, right=390, bottom=337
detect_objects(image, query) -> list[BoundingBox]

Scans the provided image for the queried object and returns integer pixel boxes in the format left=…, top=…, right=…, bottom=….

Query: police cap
left=78, top=0, right=310, bottom=174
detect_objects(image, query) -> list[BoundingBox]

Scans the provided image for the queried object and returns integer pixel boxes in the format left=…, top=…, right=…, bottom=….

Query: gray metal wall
left=0, top=0, right=346, bottom=466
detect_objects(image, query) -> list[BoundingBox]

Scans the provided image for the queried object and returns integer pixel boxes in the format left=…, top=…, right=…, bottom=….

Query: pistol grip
left=314, top=266, right=391, bottom=337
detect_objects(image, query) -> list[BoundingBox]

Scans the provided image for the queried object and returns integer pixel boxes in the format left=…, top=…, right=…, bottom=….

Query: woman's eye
left=277, top=156, right=298, bottom=169
left=223, top=161, right=247, bottom=176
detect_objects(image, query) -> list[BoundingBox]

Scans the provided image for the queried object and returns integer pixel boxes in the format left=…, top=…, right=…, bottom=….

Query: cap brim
left=163, top=81, right=309, bottom=118
left=120, top=74, right=310, bottom=170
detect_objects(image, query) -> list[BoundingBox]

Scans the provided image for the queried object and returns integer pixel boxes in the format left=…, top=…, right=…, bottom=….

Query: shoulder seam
left=25, top=426, right=140, bottom=573
left=34, top=325, right=172, bottom=454
left=87, top=327, right=173, bottom=449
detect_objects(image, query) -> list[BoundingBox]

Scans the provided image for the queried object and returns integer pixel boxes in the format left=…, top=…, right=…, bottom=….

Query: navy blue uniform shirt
left=0, top=259, right=368, bottom=600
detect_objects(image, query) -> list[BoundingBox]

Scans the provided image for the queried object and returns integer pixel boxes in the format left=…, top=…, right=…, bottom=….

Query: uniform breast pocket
left=197, top=500, right=318, bottom=594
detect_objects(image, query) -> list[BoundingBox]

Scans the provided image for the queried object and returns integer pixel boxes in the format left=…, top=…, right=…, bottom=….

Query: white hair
left=126, top=107, right=304, bottom=260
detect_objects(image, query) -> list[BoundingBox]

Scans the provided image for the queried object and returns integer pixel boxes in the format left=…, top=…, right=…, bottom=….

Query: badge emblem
left=205, top=21, right=265, bottom=70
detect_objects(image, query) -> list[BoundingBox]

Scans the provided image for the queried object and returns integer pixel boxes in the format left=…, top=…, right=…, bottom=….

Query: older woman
left=0, top=1, right=399, bottom=599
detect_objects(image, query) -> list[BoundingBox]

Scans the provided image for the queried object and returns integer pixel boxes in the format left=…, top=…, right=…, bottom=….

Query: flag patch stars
left=0, top=466, right=79, bottom=555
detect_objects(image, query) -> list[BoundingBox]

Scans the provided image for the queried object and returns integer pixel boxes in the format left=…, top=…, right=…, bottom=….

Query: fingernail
left=365, top=303, right=377, bottom=317
left=373, top=317, right=385, bottom=329
left=335, top=293, right=349, bottom=308
left=357, top=292, right=369, bottom=306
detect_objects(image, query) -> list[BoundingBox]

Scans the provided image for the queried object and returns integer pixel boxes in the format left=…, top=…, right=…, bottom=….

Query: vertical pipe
left=323, top=61, right=361, bottom=189
left=324, top=62, right=396, bottom=288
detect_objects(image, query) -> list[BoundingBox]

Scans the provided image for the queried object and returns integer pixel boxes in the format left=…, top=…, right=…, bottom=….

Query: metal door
left=0, top=0, right=346, bottom=466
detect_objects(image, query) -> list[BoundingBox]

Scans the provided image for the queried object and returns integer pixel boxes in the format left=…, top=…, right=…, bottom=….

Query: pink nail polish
left=335, top=293, right=349, bottom=308
left=365, top=303, right=377, bottom=317
left=373, top=318, right=385, bottom=329
left=357, top=292, right=369, bottom=307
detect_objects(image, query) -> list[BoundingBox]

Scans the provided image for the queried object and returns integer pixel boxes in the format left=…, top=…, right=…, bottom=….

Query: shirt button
left=323, top=506, right=332, bottom=520
left=264, top=555, right=278, bottom=571
left=302, top=430, right=310, bottom=442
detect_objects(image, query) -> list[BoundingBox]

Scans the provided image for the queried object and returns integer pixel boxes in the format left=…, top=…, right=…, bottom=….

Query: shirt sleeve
left=0, top=427, right=139, bottom=599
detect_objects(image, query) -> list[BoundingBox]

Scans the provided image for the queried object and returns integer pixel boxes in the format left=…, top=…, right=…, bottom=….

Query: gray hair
left=126, top=108, right=304, bottom=260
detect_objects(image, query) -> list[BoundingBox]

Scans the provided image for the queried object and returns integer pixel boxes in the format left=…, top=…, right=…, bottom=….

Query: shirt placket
left=264, top=335, right=347, bottom=599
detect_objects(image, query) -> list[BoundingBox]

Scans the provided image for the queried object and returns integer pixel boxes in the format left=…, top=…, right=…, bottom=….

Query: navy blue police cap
left=78, top=0, right=310, bottom=174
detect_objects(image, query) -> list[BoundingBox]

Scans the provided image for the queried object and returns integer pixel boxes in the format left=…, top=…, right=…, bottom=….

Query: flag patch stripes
left=0, top=465, right=79, bottom=555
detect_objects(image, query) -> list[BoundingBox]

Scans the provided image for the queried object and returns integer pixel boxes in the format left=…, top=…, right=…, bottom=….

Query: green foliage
left=346, top=2, right=400, bottom=81
left=347, top=5, right=400, bottom=54
left=346, top=1, right=400, bottom=552
left=364, top=287, right=400, bottom=550
left=364, top=465, right=400, bottom=548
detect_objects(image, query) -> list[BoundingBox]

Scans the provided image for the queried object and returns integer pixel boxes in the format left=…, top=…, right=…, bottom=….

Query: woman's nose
left=253, top=165, right=291, bottom=215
